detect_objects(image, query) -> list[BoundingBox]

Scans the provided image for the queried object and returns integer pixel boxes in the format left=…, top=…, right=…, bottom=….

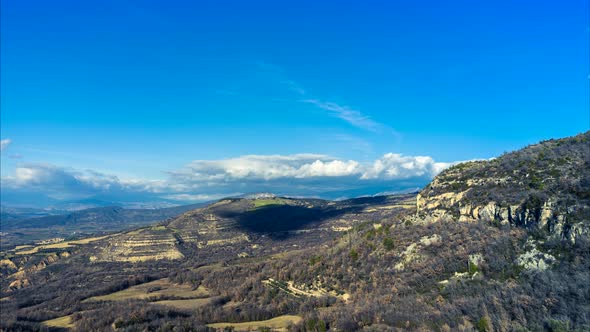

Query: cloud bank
left=169, top=154, right=450, bottom=183
left=1, top=153, right=456, bottom=207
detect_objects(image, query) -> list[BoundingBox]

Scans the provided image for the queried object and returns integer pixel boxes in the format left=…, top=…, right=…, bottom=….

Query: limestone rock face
left=414, top=131, right=590, bottom=244
left=417, top=183, right=589, bottom=243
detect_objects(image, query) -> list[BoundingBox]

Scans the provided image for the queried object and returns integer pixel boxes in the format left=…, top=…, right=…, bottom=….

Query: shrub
left=383, top=238, right=395, bottom=251
left=349, top=249, right=359, bottom=261
left=476, top=317, right=490, bottom=332
left=308, top=256, right=322, bottom=266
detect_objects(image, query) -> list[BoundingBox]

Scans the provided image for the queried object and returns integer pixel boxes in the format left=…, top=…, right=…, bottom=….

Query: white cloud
left=3, top=163, right=175, bottom=196
left=361, top=154, right=451, bottom=180
left=296, top=160, right=360, bottom=178
left=302, top=99, right=387, bottom=133
left=174, top=153, right=450, bottom=182
left=1, top=153, right=457, bottom=206
left=173, top=154, right=362, bottom=181
left=0, top=139, right=12, bottom=151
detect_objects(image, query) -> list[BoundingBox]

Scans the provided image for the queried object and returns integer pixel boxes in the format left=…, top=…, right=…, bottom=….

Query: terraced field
left=169, top=209, right=249, bottom=248
left=92, top=228, right=184, bottom=262
left=13, top=235, right=109, bottom=255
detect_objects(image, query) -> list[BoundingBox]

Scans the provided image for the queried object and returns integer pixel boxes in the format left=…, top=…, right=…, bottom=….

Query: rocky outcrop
left=394, top=234, right=442, bottom=271
left=517, top=240, right=556, bottom=270
left=417, top=188, right=589, bottom=244
left=5, top=252, right=71, bottom=291
left=9, top=278, right=30, bottom=290
left=415, top=132, right=590, bottom=244
left=0, top=259, right=17, bottom=271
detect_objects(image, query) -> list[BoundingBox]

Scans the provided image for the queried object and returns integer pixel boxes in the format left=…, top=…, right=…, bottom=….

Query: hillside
left=0, top=132, right=588, bottom=331
left=0, top=203, right=207, bottom=249
left=0, top=194, right=416, bottom=330
left=416, top=131, right=590, bottom=242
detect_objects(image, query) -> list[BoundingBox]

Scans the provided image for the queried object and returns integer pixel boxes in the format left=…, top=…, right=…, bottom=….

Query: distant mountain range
left=0, top=202, right=208, bottom=248
left=1, top=178, right=431, bottom=212
left=0, top=192, right=185, bottom=211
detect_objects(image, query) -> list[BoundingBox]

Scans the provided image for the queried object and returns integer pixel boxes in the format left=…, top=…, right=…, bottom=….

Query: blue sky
left=1, top=0, right=589, bottom=207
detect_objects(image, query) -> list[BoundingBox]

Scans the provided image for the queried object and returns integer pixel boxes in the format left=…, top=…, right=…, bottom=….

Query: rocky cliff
left=416, top=131, right=590, bottom=243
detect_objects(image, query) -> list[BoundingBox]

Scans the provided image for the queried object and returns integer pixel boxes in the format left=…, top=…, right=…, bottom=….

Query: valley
left=0, top=203, right=207, bottom=249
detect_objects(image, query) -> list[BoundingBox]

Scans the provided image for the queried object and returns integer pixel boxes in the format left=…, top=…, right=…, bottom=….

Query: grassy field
left=207, top=315, right=303, bottom=331
left=85, top=278, right=209, bottom=302
left=69, top=235, right=110, bottom=244
left=154, top=298, right=212, bottom=310
left=42, top=315, right=75, bottom=328
left=251, top=198, right=286, bottom=209
left=15, top=235, right=109, bottom=255
left=13, top=245, right=34, bottom=250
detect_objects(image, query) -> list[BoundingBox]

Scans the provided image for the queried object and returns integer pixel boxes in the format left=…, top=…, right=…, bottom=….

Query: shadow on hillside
left=217, top=204, right=366, bottom=240
left=339, top=195, right=395, bottom=205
